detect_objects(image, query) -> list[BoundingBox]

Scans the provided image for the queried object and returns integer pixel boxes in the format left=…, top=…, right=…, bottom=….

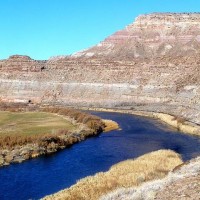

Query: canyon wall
left=0, top=13, right=200, bottom=124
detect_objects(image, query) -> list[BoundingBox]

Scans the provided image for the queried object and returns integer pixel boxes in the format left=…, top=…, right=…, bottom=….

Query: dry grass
left=103, top=120, right=120, bottom=132
left=172, top=116, right=186, bottom=124
left=101, top=156, right=200, bottom=200
left=43, top=150, right=183, bottom=200
left=0, top=133, right=65, bottom=150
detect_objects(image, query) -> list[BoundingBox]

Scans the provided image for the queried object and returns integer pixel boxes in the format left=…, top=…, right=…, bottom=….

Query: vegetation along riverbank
left=0, top=103, right=106, bottom=167
left=80, top=107, right=200, bottom=137
left=42, top=150, right=183, bottom=200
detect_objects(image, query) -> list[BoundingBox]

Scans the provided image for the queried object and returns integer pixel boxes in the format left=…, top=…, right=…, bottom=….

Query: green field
left=0, top=111, right=77, bottom=136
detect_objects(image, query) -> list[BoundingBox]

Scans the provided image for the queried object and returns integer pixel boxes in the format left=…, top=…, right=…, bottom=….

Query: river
left=0, top=111, right=200, bottom=200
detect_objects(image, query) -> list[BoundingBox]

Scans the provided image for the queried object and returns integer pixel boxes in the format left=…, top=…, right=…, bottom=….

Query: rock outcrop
left=0, top=55, right=46, bottom=72
left=0, top=13, right=200, bottom=124
left=74, top=13, right=200, bottom=58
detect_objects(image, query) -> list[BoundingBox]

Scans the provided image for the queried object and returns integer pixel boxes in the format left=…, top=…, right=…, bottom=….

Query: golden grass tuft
left=43, top=150, right=183, bottom=200
left=103, top=120, right=120, bottom=132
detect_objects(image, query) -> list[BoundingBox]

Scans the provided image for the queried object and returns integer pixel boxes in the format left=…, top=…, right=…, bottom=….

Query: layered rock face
left=74, top=13, right=200, bottom=58
left=0, top=55, right=46, bottom=72
left=0, top=13, right=200, bottom=124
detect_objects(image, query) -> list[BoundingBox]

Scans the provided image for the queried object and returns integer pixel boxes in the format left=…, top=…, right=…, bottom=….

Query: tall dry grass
left=0, top=132, right=71, bottom=150
left=103, top=120, right=120, bottom=132
left=100, top=155, right=200, bottom=200
left=43, top=150, right=183, bottom=200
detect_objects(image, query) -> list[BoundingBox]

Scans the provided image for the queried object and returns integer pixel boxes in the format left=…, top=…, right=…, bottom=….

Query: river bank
left=79, top=107, right=200, bottom=137
left=42, top=150, right=183, bottom=200
left=100, top=154, right=200, bottom=200
left=42, top=108, right=200, bottom=200
left=1, top=110, right=199, bottom=200
left=0, top=106, right=105, bottom=167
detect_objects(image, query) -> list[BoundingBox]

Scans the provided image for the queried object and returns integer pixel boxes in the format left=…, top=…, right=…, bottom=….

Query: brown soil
left=155, top=174, right=200, bottom=200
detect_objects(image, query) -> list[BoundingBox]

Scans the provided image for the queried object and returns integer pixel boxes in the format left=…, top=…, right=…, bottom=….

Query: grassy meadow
left=0, top=111, right=77, bottom=136
left=0, top=107, right=105, bottom=150
left=0, top=111, right=79, bottom=149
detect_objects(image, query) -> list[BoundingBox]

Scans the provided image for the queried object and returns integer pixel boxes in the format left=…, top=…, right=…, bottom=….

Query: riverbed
left=0, top=111, right=200, bottom=200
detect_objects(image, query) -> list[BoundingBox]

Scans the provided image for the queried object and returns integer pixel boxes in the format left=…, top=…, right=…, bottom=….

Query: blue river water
left=0, top=111, right=200, bottom=200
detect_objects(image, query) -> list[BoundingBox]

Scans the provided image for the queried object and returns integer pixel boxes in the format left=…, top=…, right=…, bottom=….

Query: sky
left=1, top=0, right=200, bottom=60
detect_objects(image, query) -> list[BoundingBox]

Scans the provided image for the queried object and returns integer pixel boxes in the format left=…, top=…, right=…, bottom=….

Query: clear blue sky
left=1, top=0, right=200, bottom=60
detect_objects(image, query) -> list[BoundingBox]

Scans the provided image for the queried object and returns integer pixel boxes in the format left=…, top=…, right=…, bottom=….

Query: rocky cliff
left=0, top=13, right=200, bottom=124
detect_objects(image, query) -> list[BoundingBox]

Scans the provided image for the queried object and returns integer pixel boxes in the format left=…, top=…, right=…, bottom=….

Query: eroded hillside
left=0, top=13, right=200, bottom=123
